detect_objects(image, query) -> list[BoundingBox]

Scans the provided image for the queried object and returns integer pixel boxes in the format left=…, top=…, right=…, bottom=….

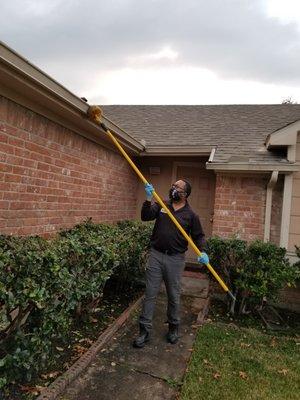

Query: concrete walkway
left=58, top=273, right=209, bottom=400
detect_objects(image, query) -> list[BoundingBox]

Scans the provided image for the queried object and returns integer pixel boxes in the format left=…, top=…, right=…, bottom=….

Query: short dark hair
left=182, top=180, right=192, bottom=197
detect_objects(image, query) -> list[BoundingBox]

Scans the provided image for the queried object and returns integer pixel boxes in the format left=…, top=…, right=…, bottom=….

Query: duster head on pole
left=87, top=105, right=103, bottom=124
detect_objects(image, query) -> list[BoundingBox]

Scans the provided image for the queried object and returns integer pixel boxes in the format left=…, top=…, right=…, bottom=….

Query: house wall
left=289, top=133, right=300, bottom=252
left=134, top=156, right=209, bottom=219
left=136, top=166, right=284, bottom=245
left=212, top=173, right=267, bottom=241
left=135, top=156, right=182, bottom=215
left=134, top=156, right=215, bottom=261
left=0, top=96, right=138, bottom=236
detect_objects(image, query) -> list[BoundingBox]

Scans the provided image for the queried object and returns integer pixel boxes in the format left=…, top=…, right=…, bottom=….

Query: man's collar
left=169, top=199, right=189, bottom=210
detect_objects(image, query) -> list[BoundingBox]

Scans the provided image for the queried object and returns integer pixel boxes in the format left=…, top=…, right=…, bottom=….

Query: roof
left=101, top=105, right=300, bottom=164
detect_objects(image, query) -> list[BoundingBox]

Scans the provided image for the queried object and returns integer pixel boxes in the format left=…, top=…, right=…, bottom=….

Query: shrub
left=112, top=220, right=152, bottom=289
left=0, top=219, right=152, bottom=388
left=205, top=236, right=247, bottom=291
left=238, top=240, right=298, bottom=303
left=206, top=237, right=300, bottom=315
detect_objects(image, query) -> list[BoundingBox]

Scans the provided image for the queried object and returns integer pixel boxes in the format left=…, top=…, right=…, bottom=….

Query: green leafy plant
left=205, top=237, right=300, bottom=315
left=0, top=219, right=152, bottom=389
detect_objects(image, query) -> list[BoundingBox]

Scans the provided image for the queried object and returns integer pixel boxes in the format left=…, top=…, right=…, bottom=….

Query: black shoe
left=167, top=323, right=179, bottom=344
left=133, top=324, right=150, bottom=348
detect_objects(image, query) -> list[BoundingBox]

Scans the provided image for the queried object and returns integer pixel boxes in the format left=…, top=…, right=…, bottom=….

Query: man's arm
left=190, top=213, right=205, bottom=251
left=141, top=201, right=161, bottom=221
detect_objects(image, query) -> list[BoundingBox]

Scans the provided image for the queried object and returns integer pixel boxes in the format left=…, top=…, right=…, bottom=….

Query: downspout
left=280, top=145, right=296, bottom=248
left=264, top=170, right=278, bottom=242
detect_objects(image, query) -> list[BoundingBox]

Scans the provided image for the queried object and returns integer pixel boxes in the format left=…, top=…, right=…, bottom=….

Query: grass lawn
left=180, top=302, right=300, bottom=400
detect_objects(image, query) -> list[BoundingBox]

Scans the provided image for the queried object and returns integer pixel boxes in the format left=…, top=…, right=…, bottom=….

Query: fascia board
left=206, top=162, right=300, bottom=172
left=266, top=120, right=300, bottom=148
left=0, top=41, right=88, bottom=111
left=140, top=146, right=212, bottom=157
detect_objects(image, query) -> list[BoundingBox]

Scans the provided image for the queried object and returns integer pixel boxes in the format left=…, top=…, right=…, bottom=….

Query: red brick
left=5, top=174, right=22, bottom=183
left=3, top=192, right=20, bottom=201
left=8, top=137, right=24, bottom=147
left=17, top=226, right=39, bottom=236
left=0, top=131, right=8, bottom=143
left=23, top=159, right=37, bottom=168
left=0, top=142, right=14, bottom=155
left=213, top=173, right=265, bottom=241
left=25, top=141, right=54, bottom=157
left=6, top=219, right=22, bottom=228
left=0, top=201, right=9, bottom=209
left=6, top=155, right=23, bottom=166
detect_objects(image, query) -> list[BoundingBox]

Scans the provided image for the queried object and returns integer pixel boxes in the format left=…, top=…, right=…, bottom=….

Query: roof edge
left=0, top=41, right=143, bottom=154
left=206, top=162, right=300, bottom=173
left=140, top=145, right=212, bottom=157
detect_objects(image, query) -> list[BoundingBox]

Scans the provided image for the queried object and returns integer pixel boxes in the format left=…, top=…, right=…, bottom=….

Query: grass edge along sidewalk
left=180, top=318, right=300, bottom=400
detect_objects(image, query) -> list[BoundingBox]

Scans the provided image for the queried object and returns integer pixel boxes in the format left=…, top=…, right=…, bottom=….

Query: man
left=133, top=179, right=209, bottom=348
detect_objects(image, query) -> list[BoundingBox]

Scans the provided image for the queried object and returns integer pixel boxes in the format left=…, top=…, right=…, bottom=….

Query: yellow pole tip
left=87, top=105, right=103, bottom=124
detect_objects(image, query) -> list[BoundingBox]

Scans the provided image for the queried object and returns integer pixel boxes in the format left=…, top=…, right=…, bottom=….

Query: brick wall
left=212, top=173, right=267, bottom=241
left=278, top=282, right=300, bottom=313
left=0, top=96, right=139, bottom=236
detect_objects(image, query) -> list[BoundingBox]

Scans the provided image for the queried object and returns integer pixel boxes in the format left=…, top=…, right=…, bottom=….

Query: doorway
left=173, top=162, right=216, bottom=261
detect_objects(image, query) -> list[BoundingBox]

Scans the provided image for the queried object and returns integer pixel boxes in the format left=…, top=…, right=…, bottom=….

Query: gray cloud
left=1, top=0, right=300, bottom=94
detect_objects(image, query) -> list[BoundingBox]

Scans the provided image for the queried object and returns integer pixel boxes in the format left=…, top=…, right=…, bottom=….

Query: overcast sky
left=1, top=0, right=300, bottom=104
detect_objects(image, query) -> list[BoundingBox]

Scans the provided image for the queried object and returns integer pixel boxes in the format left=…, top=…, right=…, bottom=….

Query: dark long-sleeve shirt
left=141, top=200, right=205, bottom=254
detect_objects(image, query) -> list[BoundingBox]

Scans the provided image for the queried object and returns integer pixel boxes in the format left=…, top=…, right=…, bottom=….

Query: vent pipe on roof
left=208, top=147, right=216, bottom=162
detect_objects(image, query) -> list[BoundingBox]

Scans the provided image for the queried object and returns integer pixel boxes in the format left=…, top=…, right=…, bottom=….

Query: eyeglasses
left=172, top=184, right=186, bottom=194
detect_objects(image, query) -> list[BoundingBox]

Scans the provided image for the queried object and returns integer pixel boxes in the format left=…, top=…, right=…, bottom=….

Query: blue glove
left=145, top=183, right=154, bottom=200
left=198, top=252, right=209, bottom=265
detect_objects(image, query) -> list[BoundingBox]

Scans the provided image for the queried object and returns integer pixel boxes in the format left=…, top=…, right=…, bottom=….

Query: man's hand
left=145, top=183, right=154, bottom=201
left=197, top=252, right=209, bottom=265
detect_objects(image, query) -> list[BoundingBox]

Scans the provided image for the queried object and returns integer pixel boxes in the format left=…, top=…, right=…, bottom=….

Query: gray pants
left=139, top=248, right=185, bottom=331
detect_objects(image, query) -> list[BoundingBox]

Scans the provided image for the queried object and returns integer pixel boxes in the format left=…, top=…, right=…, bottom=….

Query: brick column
left=212, top=173, right=267, bottom=241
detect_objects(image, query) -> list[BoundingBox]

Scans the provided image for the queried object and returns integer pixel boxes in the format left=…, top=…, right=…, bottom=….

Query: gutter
left=264, top=171, right=278, bottom=242
left=206, top=162, right=299, bottom=173
left=0, top=41, right=143, bottom=154
left=140, top=145, right=213, bottom=157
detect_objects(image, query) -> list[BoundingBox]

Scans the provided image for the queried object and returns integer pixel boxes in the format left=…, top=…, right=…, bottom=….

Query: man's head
left=169, top=179, right=192, bottom=202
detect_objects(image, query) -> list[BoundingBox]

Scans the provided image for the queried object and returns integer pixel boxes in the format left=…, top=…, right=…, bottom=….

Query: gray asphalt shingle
left=101, top=105, right=300, bottom=163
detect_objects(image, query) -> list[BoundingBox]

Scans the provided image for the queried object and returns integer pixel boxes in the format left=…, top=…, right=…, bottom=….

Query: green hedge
left=0, top=219, right=152, bottom=388
left=205, top=237, right=300, bottom=314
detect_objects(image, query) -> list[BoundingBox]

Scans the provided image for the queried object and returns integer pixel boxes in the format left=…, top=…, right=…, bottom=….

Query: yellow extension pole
left=86, top=106, right=234, bottom=300
left=105, top=130, right=235, bottom=300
